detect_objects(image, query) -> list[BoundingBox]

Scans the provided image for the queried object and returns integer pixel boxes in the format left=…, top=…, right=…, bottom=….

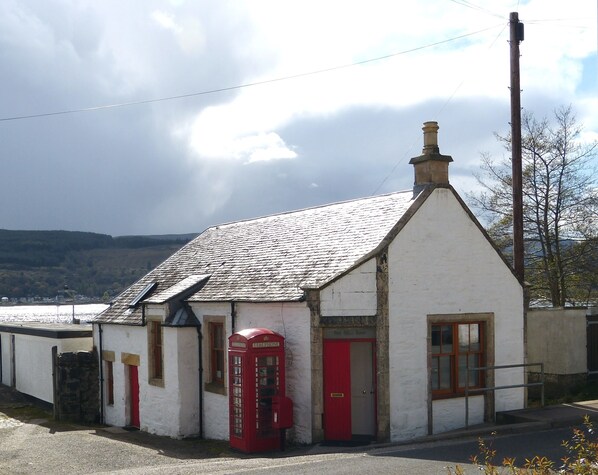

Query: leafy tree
left=469, top=106, right=598, bottom=306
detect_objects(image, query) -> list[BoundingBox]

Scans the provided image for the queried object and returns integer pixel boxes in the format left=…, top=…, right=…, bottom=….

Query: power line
left=371, top=19, right=509, bottom=195
left=446, top=0, right=506, bottom=19
left=0, top=24, right=504, bottom=123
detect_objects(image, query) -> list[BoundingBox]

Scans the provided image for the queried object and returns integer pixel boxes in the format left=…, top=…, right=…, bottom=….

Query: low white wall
left=527, top=308, right=587, bottom=375
left=0, top=333, right=11, bottom=386
left=0, top=328, right=92, bottom=403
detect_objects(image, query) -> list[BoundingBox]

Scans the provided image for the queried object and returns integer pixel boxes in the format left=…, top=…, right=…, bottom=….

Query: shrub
left=449, top=416, right=597, bottom=474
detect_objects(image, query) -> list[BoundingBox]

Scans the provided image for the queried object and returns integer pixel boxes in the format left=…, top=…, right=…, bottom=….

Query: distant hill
left=0, top=229, right=197, bottom=301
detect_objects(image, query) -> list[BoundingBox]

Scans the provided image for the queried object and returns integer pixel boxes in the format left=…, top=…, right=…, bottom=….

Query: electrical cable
left=371, top=20, right=509, bottom=195
left=0, top=24, right=504, bottom=123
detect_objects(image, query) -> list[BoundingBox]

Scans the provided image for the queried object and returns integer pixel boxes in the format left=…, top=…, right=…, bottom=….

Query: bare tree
left=469, top=106, right=598, bottom=306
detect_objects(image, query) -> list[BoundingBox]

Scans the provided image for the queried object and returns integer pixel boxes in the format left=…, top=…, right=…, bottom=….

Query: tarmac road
left=1, top=385, right=596, bottom=475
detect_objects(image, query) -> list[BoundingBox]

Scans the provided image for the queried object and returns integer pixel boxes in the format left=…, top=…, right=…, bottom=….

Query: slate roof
left=94, top=189, right=419, bottom=325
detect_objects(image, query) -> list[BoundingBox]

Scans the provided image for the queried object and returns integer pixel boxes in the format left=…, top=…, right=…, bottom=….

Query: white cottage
left=92, top=122, right=525, bottom=444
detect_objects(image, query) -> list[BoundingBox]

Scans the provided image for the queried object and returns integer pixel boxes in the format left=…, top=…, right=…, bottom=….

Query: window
left=431, top=322, right=484, bottom=398
left=105, top=360, right=114, bottom=405
left=148, top=320, right=163, bottom=384
left=209, top=322, right=225, bottom=385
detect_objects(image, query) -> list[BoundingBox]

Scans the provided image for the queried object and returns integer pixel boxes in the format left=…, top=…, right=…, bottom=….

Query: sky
left=1, top=0, right=596, bottom=236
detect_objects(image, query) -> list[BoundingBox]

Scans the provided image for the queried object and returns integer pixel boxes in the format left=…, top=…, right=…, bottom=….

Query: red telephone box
left=228, top=328, right=293, bottom=453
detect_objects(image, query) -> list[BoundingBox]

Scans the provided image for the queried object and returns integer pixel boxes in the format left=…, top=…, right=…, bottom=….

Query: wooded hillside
left=0, top=229, right=196, bottom=300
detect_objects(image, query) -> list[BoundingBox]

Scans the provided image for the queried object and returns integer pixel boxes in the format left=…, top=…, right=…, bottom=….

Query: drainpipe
left=197, top=323, right=203, bottom=438
left=98, top=323, right=105, bottom=424
left=230, top=301, right=236, bottom=334
left=184, top=302, right=204, bottom=439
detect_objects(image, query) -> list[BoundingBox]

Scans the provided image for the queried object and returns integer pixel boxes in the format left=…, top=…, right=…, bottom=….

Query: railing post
left=465, top=386, right=469, bottom=429
left=540, top=362, right=545, bottom=407
left=465, top=357, right=470, bottom=428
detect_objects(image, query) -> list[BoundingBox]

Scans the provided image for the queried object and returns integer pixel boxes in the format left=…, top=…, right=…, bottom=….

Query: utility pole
left=510, top=12, right=524, bottom=282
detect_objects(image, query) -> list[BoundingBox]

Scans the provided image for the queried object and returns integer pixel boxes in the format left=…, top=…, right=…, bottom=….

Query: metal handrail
left=464, top=362, right=544, bottom=428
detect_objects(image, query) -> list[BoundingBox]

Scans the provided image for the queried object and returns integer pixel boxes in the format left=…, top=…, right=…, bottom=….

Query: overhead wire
left=446, top=0, right=505, bottom=19
left=0, top=24, right=504, bottom=123
left=371, top=19, right=510, bottom=195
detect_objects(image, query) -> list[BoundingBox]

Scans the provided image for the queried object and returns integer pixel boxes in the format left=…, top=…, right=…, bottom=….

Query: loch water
left=0, top=304, right=108, bottom=324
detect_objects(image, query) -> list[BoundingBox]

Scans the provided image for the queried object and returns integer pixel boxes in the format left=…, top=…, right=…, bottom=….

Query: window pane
left=210, top=322, right=225, bottom=384
left=431, top=357, right=439, bottom=389
left=431, top=326, right=441, bottom=354
left=438, top=355, right=451, bottom=389
left=470, top=324, right=480, bottom=351
left=469, top=353, right=480, bottom=387
left=458, top=354, right=480, bottom=388
left=458, top=354, right=467, bottom=387
left=441, top=325, right=453, bottom=353
left=458, top=324, right=469, bottom=351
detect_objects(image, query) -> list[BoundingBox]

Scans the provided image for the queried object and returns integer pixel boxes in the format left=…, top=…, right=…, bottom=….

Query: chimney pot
left=422, top=121, right=440, bottom=154
left=408, top=121, right=453, bottom=195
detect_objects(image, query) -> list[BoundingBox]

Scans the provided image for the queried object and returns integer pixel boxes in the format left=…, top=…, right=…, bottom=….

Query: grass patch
left=1, top=403, right=51, bottom=422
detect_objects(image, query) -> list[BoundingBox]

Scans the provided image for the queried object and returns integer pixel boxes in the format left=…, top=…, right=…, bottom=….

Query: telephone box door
left=228, top=328, right=291, bottom=453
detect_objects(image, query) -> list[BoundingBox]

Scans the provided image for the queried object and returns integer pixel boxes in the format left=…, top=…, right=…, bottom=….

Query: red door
left=323, top=340, right=351, bottom=440
left=129, top=365, right=140, bottom=428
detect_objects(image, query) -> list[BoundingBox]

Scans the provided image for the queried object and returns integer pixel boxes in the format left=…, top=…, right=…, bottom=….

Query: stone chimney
left=409, top=121, right=453, bottom=195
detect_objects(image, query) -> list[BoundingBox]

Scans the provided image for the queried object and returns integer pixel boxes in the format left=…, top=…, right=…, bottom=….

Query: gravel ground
left=0, top=385, right=274, bottom=475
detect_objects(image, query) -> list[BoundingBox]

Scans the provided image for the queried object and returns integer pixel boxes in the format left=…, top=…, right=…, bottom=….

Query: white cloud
left=1, top=0, right=596, bottom=235
left=151, top=9, right=206, bottom=55
left=243, top=133, right=297, bottom=163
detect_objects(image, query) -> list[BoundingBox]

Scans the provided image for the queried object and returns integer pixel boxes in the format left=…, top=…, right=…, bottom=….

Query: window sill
left=149, top=378, right=164, bottom=388
left=432, top=391, right=483, bottom=401
left=204, top=382, right=226, bottom=396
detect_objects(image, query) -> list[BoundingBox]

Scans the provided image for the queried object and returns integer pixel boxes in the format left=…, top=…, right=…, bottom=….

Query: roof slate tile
left=95, top=190, right=416, bottom=324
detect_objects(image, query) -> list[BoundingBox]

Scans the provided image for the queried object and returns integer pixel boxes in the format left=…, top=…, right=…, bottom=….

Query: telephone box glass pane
left=230, top=354, right=243, bottom=438
left=254, top=355, right=279, bottom=438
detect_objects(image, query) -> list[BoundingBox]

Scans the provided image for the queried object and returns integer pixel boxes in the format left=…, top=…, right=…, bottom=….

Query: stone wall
left=54, top=349, right=99, bottom=423
left=528, top=371, right=587, bottom=400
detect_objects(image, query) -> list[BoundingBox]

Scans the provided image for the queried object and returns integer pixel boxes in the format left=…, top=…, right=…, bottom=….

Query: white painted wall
left=234, top=301, right=312, bottom=445
left=0, top=330, right=92, bottom=403
left=95, top=323, right=145, bottom=429
left=95, top=318, right=201, bottom=438
left=143, top=326, right=199, bottom=437
left=191, top=301, right=312, bottom=444
left=97, top=300, right=311, bottom=443
left=0, top=333, right=11, bottom=386
left=387, top=188, right=524, bottom=441
left=527, top=308, right=587, bottom=375
left=433, top=396, right=484, bottom=433
left=320, top=259, right=377, bottom=317
left=190, top=302, right=231, bottom=441
left=175, top=328, right=201, bottom=435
